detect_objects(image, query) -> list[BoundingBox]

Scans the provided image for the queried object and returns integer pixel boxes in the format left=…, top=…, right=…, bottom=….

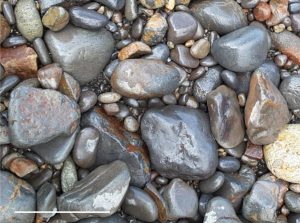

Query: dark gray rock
left=279, top=75, right=300, bottom=110
left=33, top=37, right=53, bottom=66
left=224, top=142, right=246, bottom=158
left=0, top=75, right=20, bottom=96
left=45, top=25, right=114, bottom=85
left=81, top=108, right=150, bottom=187
left=0, top=170, right=36, bottom=223
left=122, top=186, right=158, bottom=222
left=37, top=182, right=57, bottom=221
left=211, top=26, right=270, bottom=72
left=287, top=213, right=300, bottom=223
left=218, top=157, right=241, bottom=173
left=141, top=105, right=218, bottom=180
left=38, top=0, right=64, bottom=13
left=170, top=45, right=200, bottom=68
left=78, top=90, right=98, bottom=113
left=221, top=70, right=239, bottom=90
left=253, top=60, right=280, bottom=87
left=284, top=191, right=300, bottom=213
left=2, top=36, right=27, bottom=48
left=236, top=72, right=251, bottom=94
left=199, top=171, right=225, bottom=194
left=95, top=0, right=125, bottom=10
left=291, top=13, right=300, bottom=32
left=58, top=160, right=130, bottom=221
left=8, top=87, right=80, bottom=148
left=191, top=0, right=247, bottom=35
left=75, top=214, right=127, bottom=223
left=143, top=44, right=170, bottom=62
left=199, top=194, right=213, bottom=216
left=241, top=0, right=259, bottom=9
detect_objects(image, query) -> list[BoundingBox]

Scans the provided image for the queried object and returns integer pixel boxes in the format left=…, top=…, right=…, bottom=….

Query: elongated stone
left=279, top=75, right=300, bottom=110
left=0, top=14, right=10, bottom=44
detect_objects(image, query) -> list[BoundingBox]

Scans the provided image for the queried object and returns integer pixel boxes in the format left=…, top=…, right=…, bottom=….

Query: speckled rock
left=141, top=105, right=218, bottom=180
left=142, top=13, right=167, bottom=46
left=140, top=0, right=166, bottom=9
left=61, top=156, right=78, bottom=193
left=37, top=63, right=62, bottom=89
left=118, top=41, right=151, bottom=60
left=264, top=124, right=300, bottom=184
left=42, top=6, right=69, bottom=31
left=279, top=75, right=300, bottom=110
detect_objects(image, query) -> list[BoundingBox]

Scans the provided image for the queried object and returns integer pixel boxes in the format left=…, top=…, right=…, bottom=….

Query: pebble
left=218, top=156, right=241, bottom=173
left=45, top=25, right=114, bottom=85
left=142, top=13, right=168, bottom=46
left=199, top=171, right=225, bottom=194
left=78, top=90, right=98, bottom=113
left=290, top=184, right=300, bottom=194
left=204, top=197, right=242, bottom=223
left=264, top=124, right=300, bottom=184
left=244, top=141, right=263, bottom=160
left=42, top=6, right=70, bottom=31
left=111, top=59, right=180, bottom=99
left=162, top=178, right=198, bottom=220
left=37, top=182, right=57, bottom=221
left=37, top=63, right=62, bottom=89
left=199, top=194, right=213, bottom=216
left=2, top=2, right=15, bottom=24
left=27, top=167, right=53, bottom=190
left=193, top=66, right=222, bottom=103
left=15, top=77, right=40, bottom=88
left=253, top=2, right=272, bottom=22
left=103, top=103, right=120, bottom=116
left=58, top=160, right=130, bottom=221
left=241, top=0, right=259, bottom=9
left=33, top=37, right=53, bottom=65
left=211, top=26, right=270, bottom=72
left=2, top=36, right=27, bottom=48
left=58, top=72, right=81, bottom=101
left=291, top=13, right=300, bottom=32
left=69, top=6, right=108, bottom=30
left=191, top=0, right=247, bottom=35
left=245, top=73, right=289, bottom=145
left=98, top=92, right=121, bottom=104
left=140, top=0, right=166, bottom=9
left=38, top=0, right=64, bottom=14
left=0, top=125, right=9, bottom=145
left=143, top=43, right=170, bottom=61
left=125, top=0, right=137, bottom=21
left=122, top=186, right=158, bottom=222
left=0, top=75, right=20, bottom=96
left=167, top=11, right=198, bottom=44
left=155, top=176, right=168, bottom=185
left=95, top=0, right=125, bottom=10
left=0, top=45, right=38, bottom=79
left=288, top=213, right=300, bottom=223
left=8, top=86, right=80, bottom=148
left=118, top=41, right=151, bottom=60
left=72, top=127, right=100, bottom=169
left=61, top=156, right=78, bottom=193
left=170, top=45, right=199, bottom=68
left=81, top=108, right=150, bottom=187
left=8, top=156, right=38, bottom=177
left=284, top=191, right=300, bottom=213
left=207, top=85, right=245, bottom=149
left=220, top=70, right=238, bottom=90
left=124, top=116, right=139, bottom=132
left=224, top=141, right=246, bottom=158
left=280, top=73, right=300, bottom=110
left=267, top=0, right=289, bottom=26
left=253, top=60, right=280, bottom=87
left=15, top=0, right=43, bottom=42
left=0, top=170, right=36, bottom=223
left=0, top=14, right=10, bottom=44
left=83, top=2, right=100, bottom=10
left=190, top=38, right=210, bottom=59
left=141, top=105, right=218, bottom=180
left=131, top=17, right=144, bottom=39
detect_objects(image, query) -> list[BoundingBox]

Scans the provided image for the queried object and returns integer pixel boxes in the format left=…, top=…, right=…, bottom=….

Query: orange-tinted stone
left=266, top=0, right=289, bottom=26
left=253, top=2, right=272, bottom=22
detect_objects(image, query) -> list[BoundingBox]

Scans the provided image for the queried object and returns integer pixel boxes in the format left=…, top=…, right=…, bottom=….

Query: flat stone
left=118, top=41, right=151, bottom=60
left=279, top=75, right=300, bottom=110
left=37, top=182, right=57, bottom=221
left=2, top=36, right=27, bottom=48
left=0, top=170, right=36, bottom=223
left=162, top=178, right=198, bottom=220
left=170, top=45, right=199, bottom=68
left=45, top=25, right=114, bottom=85
left=218, top=157, right=240, bottom=173
left=75, top=214, right=127, bottom=223
left=264, top=124, right=300, bottom=184
left=0, top=45, right=38, bottom=79
left=253, top=60, right=280, bottom=87
left=291, top=13, right=300, bottom=32
left=266, top=0, right=289, bottom=26
left=245, top=73, right=289, bottom=145
left=8, top=157, right=38, bottom=177
left=111, top=59, right=180, bottom=99
left=37, top=63, right=62, bottom=89
left=207, top=85, right=245, bottom=149
left=8, top=87, right=80, bottom=148
left=141, top=105, right=218, bottom=180
left=190, top=38, right=210, bottom=59
left=42, top=6, right=69, bottom=32
left=57, top=160, right=130, bottom=221
left=191, top=0, right=247, bottom=35
left=15, top=0, right=43, bottom=42
left=140, top=0, right=166, bottom=9
left=122, top=186, right=158, bottom=222
left=81, top=107, right=150, bottom=187
left=0, top=14, right=10, bottom=44
left=58, top=72, right=81, bottom=101
left=211, top=26, right=270, bottom=72
left=199, top=171, right=225, bottom=194
left=0, top=75, right=20, bottom=96
left=284, top=191, right=300, bottom=213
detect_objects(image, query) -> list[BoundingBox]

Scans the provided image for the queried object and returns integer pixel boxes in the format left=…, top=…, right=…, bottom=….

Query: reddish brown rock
left=118, top=41, right=151, bottom=61
left=37, top=63, right=63, bottom=89
left=9, top=157, right=38, bottom=178
left=245, top=73, right=289, bottom=145
left=0, top=45, right=38, bottom=79
left=0, top=14, right=10, bottom=44
left=266, top=0, right=289, bottom=26
left=270, top=31, right=300, bottom=66
left=253, top=2, right=272, bottom=22
left=244, top=141, right=263, bottom=160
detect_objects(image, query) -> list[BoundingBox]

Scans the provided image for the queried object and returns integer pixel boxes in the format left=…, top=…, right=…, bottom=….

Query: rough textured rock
left=245, top=73, right=289, bottom=145
left=141, top=105, right=218, bottom=180
left=58, top=72, right=81, bottom=101
left=142, top=13, right=167, bottom=46
left=42, top=6, right=69, bottom=32
left=139, top=0, right=166, bottom=9
left=37, top=63, right=62, bottom=90
left=207, top=85, right=245, bottom=149
left=58, top=160, right=130, bottom=222
left=61, top=156, right=78, bottom=193
left=0, top=14, right=10, bottom=44
left=191, top=0, right=247, bottom=35
left=211, top=26, right=270, bottom=72
left=8, top=87, right=80, bottom=148
left=266, top=0, right=289, bottom=26
left=279, top=75, right=300, bottom=110
left=111, top=59, right=180, bottom=99
left=264, top=124, right=300, bottom=184
left=253, top=60, right=280, bottom=87
left=81, top=107, right=150, bottom=187
left=45, top=25, right=114, bottom=85
left=118, top=41, right=151, bottom=60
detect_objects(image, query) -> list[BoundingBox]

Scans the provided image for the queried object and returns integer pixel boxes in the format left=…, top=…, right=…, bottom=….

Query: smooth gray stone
left=131, top=17, right=144, bottom=39
left=204, top=197, right=242, bottom=223
left=287, top=213, right=300, bottom=223
left=69, top=6, right=108, bottom=30
left=241, top=0, right=259, bottom=9
left=37, top=182, right=57, bottom=221
left=218, top=156, right=241, bottom=173
left=23, top=151, right=44, bottom=166
left=284, top=191, right=300, bottom=213
left=103, top=59, right=119, bottom=79
left=0, top=64, right=4, bottom=80
left=125, top=0, right=137, bottom=21
left=170, top=45, right=200, bottom=68
left=143, top=44, right=170, bottom=62
left=28, top=168, right=53, bottom=190
left=2, top=2, right=16, bottom=24
left=0, top=170, right=36, bottom=223
left=45, top=25, right=114, bottom=85
left=162, top=178, right=198, bottom=220
left=141, top=105, right=218, bottom=180
left=0, top=75, right=20, bottom=96
left=31, top=127, right=79, bottom=165
left=78, top=90, right=97, bottom=113
left=289, top=3, right=300, bottom=14
left=58, top=160, right=130, bottom=221
left=106, top=21, right=118, bottom=33
left=291, top=13, right=300, bottom=32
left=193, top=66, right=223, bottom=103
left=224, top=142, right=246, bottom=158
left=33, top=37, right=52, bottom=65
left=38, top=0, right=64, bottom=13
left=253, top=60, right=280, bottom=87
left=94, top=0, right=125, bottom=10
left=83, top=2, right=101, bottom=10
left=122, top=186, right=158, bottom=222
left=75, top=214, right=127, bottom=223
left=280, top=75, right=300, bottom=110
left=221, top=70, right=239, bottom=90
left=199, top=194, right=213, bottom=216
left=199, top=171, right=225, bottom=194
left=211, top=26, right=270, bottom=72
left=116, top=39, right=132, bottom=50
left=191, top=0, right=247, bottom=35
left=200, top=55, right=218, bottom=67
left=236, top=72, right=251, bottom=94
left=2, top=36, right=27, bottom=48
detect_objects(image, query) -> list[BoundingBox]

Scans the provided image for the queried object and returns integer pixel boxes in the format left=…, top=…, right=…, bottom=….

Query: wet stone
left=141, top=105, right=218, bottom=180
left=217, top=156, right=241, bottom=173
left=0, top=75, right=20, bottom=96
left=143, top=43, right=169, bottom=62
left=291, top=13, right=300, bottom=32
left=170, top=45, right=199, bottom=68
left=190, top=38, right=210, bottom=59
left=8, top=157, right=38, bottom=177
left=8, top=87, right=80, bottom=148
left=199, top=171, right=225, bottom=194
left=220, top=70, right=238, bottom=90
left=37, top=63, right=63, bottom=90
left=111, top=59, right=180, bottom=99
left=199, top=194, right=213, bottom=216
left=27, top=168, right=53, bottom=190
left=253, top=60, right=280, bottom=87
left=253, top=2, right=272, bottom=22
left=244, top=141, right=263, bottom=160
left=207, top=85, right=245, bottom=149
left=125, top=0, right=137, bottom=21
left=284, top=191, right=300, bottom=213
left=61, top=156, right=78, bottom=193
left=191, top=0, right=247, bottom=35
left=2, top=2, right=15, bottom=25
left=58, top=160, right=130, bottom=221
left=37, top=182, right=57, bottom=221
left=58, top=72, right=81, bottom=101
left=241, top=0, right=259, bottom=9
left=42, top=6, right=70, bottom=32
left=0, top=14, right=10, bottom=44
left=279, top=75, right=300, bottom=110
left=2, top=36, right=27, bottom=48
left=118, top=41, right=151, bottom=60
left=32, top=37, right=53, bottom=66
left=140, top=0, right=166, bottom=9
left=78, top=90, right=98, bottom=113
left=245, top=73, right=289, bottom=145
left=266, top=0, right=289, bottom=26
left=95, top=0, right=125, bottom=10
